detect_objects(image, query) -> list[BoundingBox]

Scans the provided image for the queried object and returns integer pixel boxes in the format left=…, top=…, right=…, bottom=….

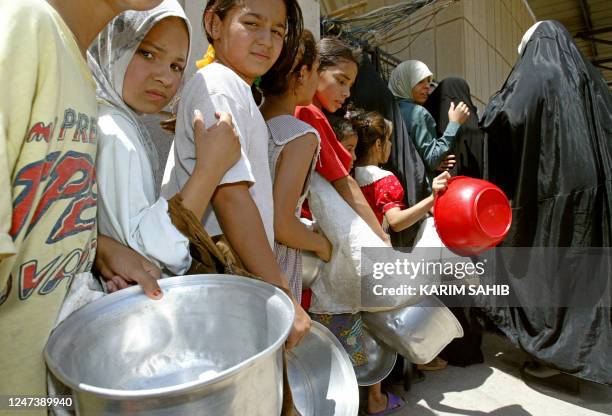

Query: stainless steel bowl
left=362, top=296, right=463, bottom=365
left=287, top=321, right=359, bottom=416
left=45, top=275, right=294, bottom=415
left=301, top=250, right=324, bottom=289
left=353, top=327, right=397, bottom=386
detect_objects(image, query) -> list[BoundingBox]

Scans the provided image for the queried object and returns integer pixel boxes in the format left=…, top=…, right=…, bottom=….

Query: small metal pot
left=301, top=250, right=324, bottom=289
left=45, top=275, right=294, bottom=415
left=287, top=321, right=359, bottom=416
left=362, top=296, right=463, bottom=364
left=354, top=327, right=397, bottom=386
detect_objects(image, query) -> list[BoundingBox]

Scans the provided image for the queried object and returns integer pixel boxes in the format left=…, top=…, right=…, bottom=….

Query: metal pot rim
left=44, top=274, right=294, bottom=400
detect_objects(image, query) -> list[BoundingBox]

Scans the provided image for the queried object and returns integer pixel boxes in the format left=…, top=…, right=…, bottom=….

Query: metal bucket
left=362, top=296, right=463, bottom=364
left=45, top=275, right=294, bottom=415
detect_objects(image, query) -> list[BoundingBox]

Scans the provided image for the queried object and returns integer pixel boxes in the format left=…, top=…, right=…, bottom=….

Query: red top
left=354, top=166, right=406, bottom=224
left=295, top=104, right=352, bottom=181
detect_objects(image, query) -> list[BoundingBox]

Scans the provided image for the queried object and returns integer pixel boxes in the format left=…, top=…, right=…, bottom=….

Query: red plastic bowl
left=433, top=176, right=512, bottom=256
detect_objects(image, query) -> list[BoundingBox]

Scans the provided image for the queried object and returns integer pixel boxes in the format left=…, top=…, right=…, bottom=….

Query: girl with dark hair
left=295, top=37, right=389, bottom=243
left=350, top=111, right=451, bottom=379
left=259, top=30, right=332, bottom=303
left=328, top=114, right=358, bottom=170
left=162, top=0, right=311, bottom=349
left=352, top=111, right=450, bottom=233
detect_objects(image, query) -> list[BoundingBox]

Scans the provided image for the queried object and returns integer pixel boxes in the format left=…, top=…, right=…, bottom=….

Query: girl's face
left=208, top=0, right=287, bottom=85
left=411, top=76, right=432, bottom=105
left=340, top=131, right=358, bottom=170
left=295, top=59, right=320, bottom=106
left=314, top=59, right=358, bottom=113
left=123, top=17, right=189, bottom=114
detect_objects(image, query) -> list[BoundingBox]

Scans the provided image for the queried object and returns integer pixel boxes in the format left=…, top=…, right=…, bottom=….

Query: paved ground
left=369, top=333, right=611, bottom=416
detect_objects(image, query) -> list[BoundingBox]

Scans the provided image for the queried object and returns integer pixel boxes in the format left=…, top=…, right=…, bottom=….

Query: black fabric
left=350, top=54, right=429, bottom=248
left=479, top=21, right=612, bottom=385
left=424, top=77, right=486, bottom=178
left=424, top=78, right=487, bottom=365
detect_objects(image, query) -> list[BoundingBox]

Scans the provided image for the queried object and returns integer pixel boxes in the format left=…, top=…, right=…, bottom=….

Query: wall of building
left=321, top=0, right=536, bottom=111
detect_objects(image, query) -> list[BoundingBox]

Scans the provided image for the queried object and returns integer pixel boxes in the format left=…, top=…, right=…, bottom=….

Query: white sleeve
left=96, top=115, right=191, bottom=275
left=175, top=74, right=256, bottom=188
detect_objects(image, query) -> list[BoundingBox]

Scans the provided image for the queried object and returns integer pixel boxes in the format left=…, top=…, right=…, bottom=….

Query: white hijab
left=388, top=60, right=433, bottom=100
left=87, top=0, right=192, bottom=191
left=518, top=21, right=543, bottom=55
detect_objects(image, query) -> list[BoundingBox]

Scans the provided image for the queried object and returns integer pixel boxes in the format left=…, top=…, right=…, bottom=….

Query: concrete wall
left=320, top=0, right=535, bottom=112
left=380, top=0, right=536, bottom=112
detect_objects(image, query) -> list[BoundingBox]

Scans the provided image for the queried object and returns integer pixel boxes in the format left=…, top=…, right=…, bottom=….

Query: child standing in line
left=295, top=37, right=390, bottom=245
left=351, top=110, right=451, bottom=373
left=0, top=0, right=163, bottom=405
left=351, top=111, right=450, bottom=235
left=162, top=0, right=310, bottom=348
left=324, top=114, right=407, bottom=415
left=259, top=30, right=332, bottom=302
left=329, top=114, right=358, bottom=171
left=91, top=0, right=240, bottom=282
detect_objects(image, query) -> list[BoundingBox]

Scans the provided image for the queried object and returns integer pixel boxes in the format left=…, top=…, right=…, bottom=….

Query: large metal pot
left=362, top=296, right=463, bottom=364
left=45, top=275, right=294, bottom=415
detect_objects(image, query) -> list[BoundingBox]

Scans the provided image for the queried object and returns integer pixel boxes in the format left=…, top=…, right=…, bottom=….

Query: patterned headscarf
left=87, top=0, right=192, bottom=191
left=388, top=60, right=433, bottom=101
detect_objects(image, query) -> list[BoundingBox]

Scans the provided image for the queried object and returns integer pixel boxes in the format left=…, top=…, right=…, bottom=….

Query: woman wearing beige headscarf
left=389, top=60, right=470, bottom=180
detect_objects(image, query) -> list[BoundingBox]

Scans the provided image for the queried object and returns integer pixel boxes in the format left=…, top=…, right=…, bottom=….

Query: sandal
left=365, top=391, right=406, bottom=415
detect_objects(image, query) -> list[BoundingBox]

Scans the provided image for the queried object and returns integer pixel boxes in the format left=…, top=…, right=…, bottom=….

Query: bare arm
left=332, top=175, right=390, bottom=243
left=386, top=171, right=451, bottom=232
left=385, top=196, right=434, bottom=233
left=212, top=182, right=311, bottom=348
left=180, top=111, right=240, bottom=220
left=94, top=235, right=162, bottom=299
left=274, top=134, right=331, bottom=261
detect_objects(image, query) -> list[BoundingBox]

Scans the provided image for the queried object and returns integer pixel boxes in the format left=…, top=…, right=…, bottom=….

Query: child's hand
left=436, top=154, right=456, bottom=171
left=286, top=300, right=312, bottom=349
left=193, top=110, right=241, bottom=177
left=448, top=101, right=470, bottom=125
left=95, top=235, right=162, bottom=300
left=315, top=233, right=333, bottom=262
left=432, top=171, right=451, bottom=197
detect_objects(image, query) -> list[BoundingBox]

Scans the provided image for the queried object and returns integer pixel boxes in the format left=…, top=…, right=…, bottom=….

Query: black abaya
left=479, top=20, right=612, bottom=385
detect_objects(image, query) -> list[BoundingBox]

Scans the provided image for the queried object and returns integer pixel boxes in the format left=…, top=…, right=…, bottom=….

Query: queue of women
left=2, top=0, right=610, bottom=414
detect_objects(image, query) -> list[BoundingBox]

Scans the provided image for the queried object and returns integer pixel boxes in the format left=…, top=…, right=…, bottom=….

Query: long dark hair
left=352, top=111, right=392, bottom=163
left=203, top=0, right=303, bottom=78
left=318, top=37, right=362, bottom=71
left=259, top=29, right=317, bottom=96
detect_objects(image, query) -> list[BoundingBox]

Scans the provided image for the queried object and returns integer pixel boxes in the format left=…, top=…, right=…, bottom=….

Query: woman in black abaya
left=480, top=20, right=612, bottom=385
left=424, top=77, right=486, bottom=178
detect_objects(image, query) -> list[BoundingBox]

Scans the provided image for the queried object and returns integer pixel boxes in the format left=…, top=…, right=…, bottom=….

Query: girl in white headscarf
left=389, top=60, right=470, bottom=179
left=89, top=0, right=240, bottom=283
